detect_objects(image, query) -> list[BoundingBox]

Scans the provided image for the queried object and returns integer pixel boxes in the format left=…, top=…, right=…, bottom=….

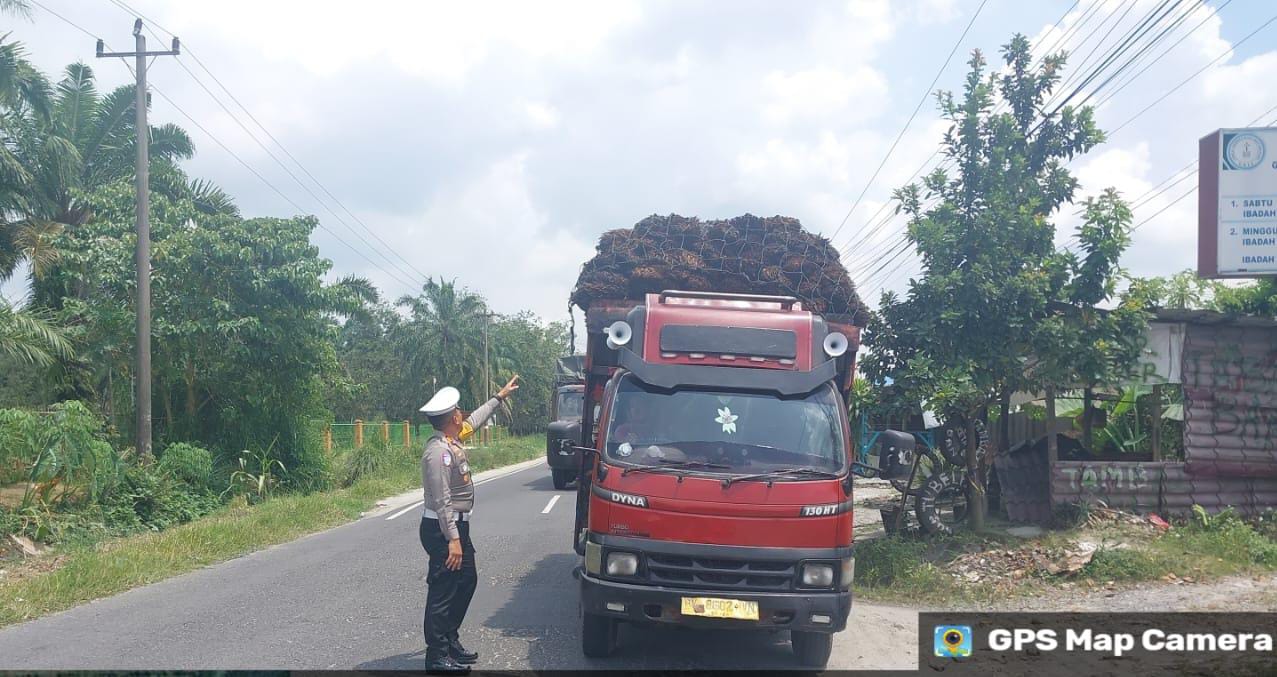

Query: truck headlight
left=606, top=551, right=639, bottom=576
left=841, top=556, right=854, bottom=590
left=801, top=562, right=835, bottom=588
left=585, top=541, right=602, bottom=575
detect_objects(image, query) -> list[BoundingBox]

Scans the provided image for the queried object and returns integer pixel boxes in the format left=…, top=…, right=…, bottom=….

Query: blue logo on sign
left=1224, top=133, right=1265, bottom=171
left=934, top=625, right=972, bottom=657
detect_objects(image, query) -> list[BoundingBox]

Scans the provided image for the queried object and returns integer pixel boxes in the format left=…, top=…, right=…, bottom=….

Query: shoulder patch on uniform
left=442, top=450, right=453, bottom=467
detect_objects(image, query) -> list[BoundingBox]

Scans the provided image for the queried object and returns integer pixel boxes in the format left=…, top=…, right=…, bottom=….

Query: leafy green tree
left=862, top=36, right=1147, bottom=529
left=49, top=180, right=350, bottom=487
left=1213, top=279, right=1277, bottom=317
left=1131, top=269, right=1221, bottom=311
left=488, top=312, right=569, bottom=434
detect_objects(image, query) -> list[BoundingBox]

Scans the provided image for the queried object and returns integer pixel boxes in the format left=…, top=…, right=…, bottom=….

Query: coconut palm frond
left=12, top=219, right=63, bottom=278
left=0, top=301, right=73, bottom=367
left=189, top=177, right=239, bottom=217
left=0, top=1, right=32, bottom=19
left=148, top=122, right=195, bottom=162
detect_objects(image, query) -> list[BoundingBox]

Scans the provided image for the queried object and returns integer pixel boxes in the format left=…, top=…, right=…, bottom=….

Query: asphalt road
left=0, top=459, right=917, bottom=671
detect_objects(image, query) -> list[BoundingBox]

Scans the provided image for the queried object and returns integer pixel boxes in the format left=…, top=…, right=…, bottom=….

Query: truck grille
left=645, top=553, right=796, bottom=591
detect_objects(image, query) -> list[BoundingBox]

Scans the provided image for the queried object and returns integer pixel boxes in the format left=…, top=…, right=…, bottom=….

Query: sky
left=5, top=0, right=1277, bottom=326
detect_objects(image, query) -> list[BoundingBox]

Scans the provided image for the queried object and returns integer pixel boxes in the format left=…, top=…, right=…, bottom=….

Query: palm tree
left=397, top=279, right=488, bottom=404
left=0, top=35, right=56, bottom=282
left=0, top=299, right=72, bottom=366
left=34, top=62, right=211, bottom=227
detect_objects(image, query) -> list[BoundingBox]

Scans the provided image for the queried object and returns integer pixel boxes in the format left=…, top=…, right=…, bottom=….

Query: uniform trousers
left=420, top=516, right=478, bottom=655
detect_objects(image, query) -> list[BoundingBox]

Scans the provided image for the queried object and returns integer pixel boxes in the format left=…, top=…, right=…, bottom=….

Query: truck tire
left=791, top=630, right=833, bottom=668
left=889, top=445, right=941, bottom=495
left=914, top=468, right=968, bottom=536
left=552, top=469, right=574, bottom=490
left=582, top=612, right=618, bottom=658
left=940, top=420, right=989, bottom=467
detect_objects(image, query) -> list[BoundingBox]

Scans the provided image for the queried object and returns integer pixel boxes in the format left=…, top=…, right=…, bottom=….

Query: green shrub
left=101, top=465, right=220, bottom=534
left=1082, top=547, right=1161, bottom=581
left=855, top=536, right=933, bottom=588
left=342, top=442, right=386, bottom=487
left=0, top=401, right=122, bottom=507
left=157, top=442, right=215, bottom=492
left=1174, top=506, right=1277, bottom=567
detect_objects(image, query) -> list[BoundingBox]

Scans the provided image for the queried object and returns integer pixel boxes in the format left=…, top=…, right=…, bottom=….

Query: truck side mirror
left=875, top=430, right=916, bottom=480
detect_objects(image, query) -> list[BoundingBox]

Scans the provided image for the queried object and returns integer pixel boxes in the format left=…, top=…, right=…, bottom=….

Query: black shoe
left=425, top=653, right=471, bottom=674
left=449, top=638, right=479, bottom=664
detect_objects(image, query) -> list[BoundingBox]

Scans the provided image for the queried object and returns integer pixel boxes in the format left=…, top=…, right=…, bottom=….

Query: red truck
left=570, top=290, right=860, bottom=667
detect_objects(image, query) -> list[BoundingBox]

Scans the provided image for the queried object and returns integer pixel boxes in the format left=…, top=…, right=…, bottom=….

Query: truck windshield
left=604, top=373, right=847, bottom=475
left=556, top=390, right=584, bottom=421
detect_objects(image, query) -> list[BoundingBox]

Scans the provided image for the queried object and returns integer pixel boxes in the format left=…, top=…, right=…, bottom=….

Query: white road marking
left=542, top=494, right=561, bottom=514
left=386, top=500, right=424, bottom=521
left=383, top=458, right=546, bottom=520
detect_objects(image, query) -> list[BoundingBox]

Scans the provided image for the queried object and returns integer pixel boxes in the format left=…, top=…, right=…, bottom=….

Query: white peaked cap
left=420, top=386, right=461, bottom=415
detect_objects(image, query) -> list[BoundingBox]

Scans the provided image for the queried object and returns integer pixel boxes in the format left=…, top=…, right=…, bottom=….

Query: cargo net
left=571, top=214, right=869, bottom=326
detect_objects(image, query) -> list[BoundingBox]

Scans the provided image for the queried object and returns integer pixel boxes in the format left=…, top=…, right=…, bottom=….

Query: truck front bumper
left=580, top=570, right=852, bottom=633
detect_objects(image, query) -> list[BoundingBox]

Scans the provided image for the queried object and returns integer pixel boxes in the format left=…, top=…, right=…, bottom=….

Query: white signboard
left=1209, top=128, right=1277, bottom=276
left=1136, top=322, right=1184, bottom=385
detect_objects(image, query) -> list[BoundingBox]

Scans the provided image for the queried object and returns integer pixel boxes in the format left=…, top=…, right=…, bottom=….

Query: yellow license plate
left=680, top=596, right=759, bottom=620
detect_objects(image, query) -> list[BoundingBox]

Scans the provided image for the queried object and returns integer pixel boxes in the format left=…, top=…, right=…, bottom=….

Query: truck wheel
left=552, top=469, right=573, bottom=490
left=889, top=445, right=940, bottom=495
left=582, top=612, right=618, bottom=658
left=791, top=630, right=833, bottom=668
left=914, top=467, right=968, bottom=536
left=940, top=421, right=989, bottom=467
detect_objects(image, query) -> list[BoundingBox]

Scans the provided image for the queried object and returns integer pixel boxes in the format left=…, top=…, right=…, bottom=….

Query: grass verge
left=853, top=508, right=1277, bottom=607
left=0, top=434, right=543, bottom=628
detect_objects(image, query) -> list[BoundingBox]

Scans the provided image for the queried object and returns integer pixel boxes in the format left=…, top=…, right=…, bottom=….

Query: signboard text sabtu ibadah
left=1199, top=127, right=1277, bottom=278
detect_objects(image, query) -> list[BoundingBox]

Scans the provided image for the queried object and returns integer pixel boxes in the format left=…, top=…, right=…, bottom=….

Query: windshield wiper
left=722, top=466, right=841, bottom=488
left=622, top=459, right=732, bottom=477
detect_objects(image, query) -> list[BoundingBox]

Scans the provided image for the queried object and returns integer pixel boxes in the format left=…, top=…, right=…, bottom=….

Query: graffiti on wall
left=1183, top=324, right=1277, bottom=476
left=1056, top=463, right=1150, bottom=494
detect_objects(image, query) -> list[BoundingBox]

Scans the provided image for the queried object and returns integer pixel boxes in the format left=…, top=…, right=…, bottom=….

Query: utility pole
left=482, top=312, right=496, bottom=445
left=97, top=21, right=180, bottom=460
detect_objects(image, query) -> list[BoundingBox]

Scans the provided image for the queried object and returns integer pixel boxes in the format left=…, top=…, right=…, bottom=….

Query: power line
left=827, top=0, right=989, bottom=247
left=842, top=1, right=1097, bottom=262
left=1109, top=10, right=1277, bottom=136
left=1064, top=102, right=1277, bottom=253
left=1129, top=183, right=1196, bottom=233
left=1041, top=0, right=1144, bottom=111
left=33, top=0, right=426, bottom=295
left=146, top=83, right=421, bottom=292
left=103, top=0, right=434, bottom=290
left=1048, top=0, right=1190, bottom=114
left=28, top=0, right=103, bottom=40
left=860, top=3, right=1262, bottom=301
left=1084, top=0, right=1215, bottom=109
left=1092, top=0, right=1231, bottom=110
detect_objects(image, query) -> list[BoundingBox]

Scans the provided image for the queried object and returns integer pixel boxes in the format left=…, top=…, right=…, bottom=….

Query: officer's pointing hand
left=497, top=375, right=520, bottom=400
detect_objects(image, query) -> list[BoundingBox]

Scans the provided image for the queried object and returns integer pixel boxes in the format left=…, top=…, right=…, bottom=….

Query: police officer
left=419, top=375, right=520, bottom=674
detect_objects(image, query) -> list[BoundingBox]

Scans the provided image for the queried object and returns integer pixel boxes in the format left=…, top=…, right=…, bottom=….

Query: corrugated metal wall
left=1183, top=324, right=1277, bottom=478
left=996, top=444, right=1053, bottom=524
left=997, top=322, right=1277, bottom=523
left=1050, top=461, right=1277, bottom=517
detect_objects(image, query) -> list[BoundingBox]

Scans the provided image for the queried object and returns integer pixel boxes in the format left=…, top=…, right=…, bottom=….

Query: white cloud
left=163, top=0, right=644, bottom=84
left=761, top=67, right=888, bottom=125
left=522, top=101, right=561, bottom=130
left=404, top=152, right=594, bottom=319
